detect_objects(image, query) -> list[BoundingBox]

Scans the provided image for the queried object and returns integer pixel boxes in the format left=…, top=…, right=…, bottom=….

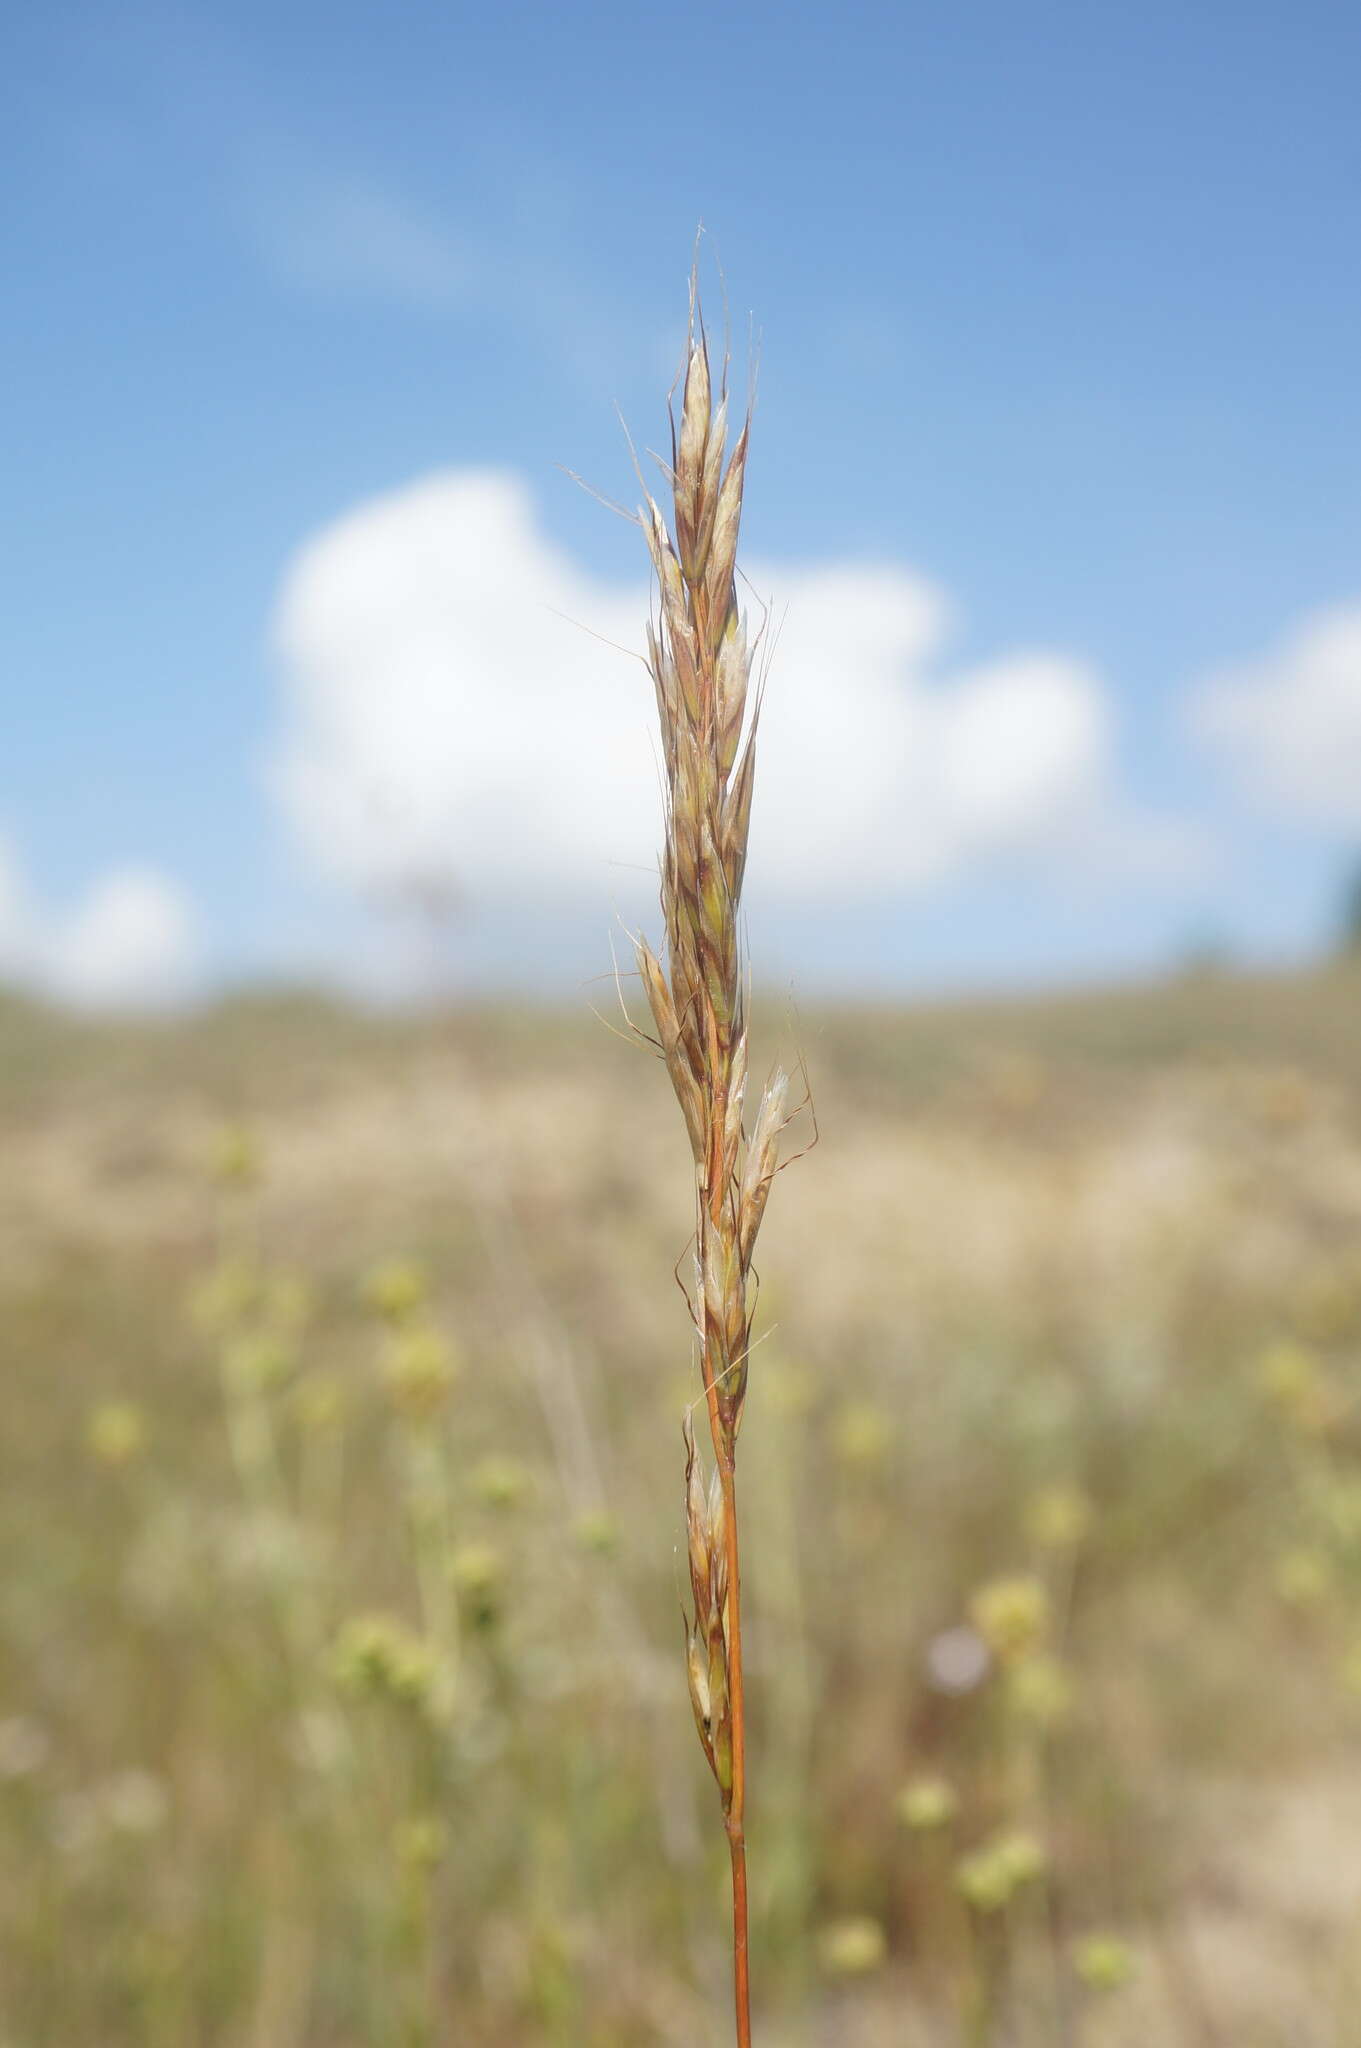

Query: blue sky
left=3, top=0, right=1360, bottom=1002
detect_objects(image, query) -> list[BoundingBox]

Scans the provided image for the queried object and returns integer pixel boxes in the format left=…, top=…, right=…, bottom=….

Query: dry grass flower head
left=615, top=273, right=808, bottom=2047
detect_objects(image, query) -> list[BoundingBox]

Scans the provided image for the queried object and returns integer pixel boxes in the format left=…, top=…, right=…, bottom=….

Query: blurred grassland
left=5, top=964, right=1361, bottom=2045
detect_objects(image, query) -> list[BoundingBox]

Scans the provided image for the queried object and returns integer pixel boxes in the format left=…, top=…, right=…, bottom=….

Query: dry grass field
left=5, top=963, right=1361, bottom=2044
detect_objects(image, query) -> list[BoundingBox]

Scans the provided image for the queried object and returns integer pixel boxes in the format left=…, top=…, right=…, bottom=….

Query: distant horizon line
left=3, top=941, right=1358, bottom=1027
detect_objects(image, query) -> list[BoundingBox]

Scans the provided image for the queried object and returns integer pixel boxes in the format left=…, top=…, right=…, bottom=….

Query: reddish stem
left=722, top=1463, right=751, bottom=2048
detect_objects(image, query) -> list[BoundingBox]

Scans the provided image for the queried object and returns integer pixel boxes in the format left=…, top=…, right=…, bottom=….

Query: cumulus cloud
left=1192, top=602, right=1361, bottom=829
left=0, top=840, right=27, bottom=965
left=0, top=833, right=197, bottom=1009
left=267, top=469, right=1186, bottom=931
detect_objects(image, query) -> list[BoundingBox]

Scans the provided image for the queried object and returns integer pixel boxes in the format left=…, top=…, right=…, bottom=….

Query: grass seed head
left=629, top=280, right=796, bottom=2031
left=956, top=1829, right=1046, bottom=1913
left=362, top=1257, right=430, bottom=1326
left=635, top=298, right=786, bottom=1455
left=332, top=1613, right=439, bottom=1708
left=1073, top=1932, right=1137, bottom=1992
left=970, top=1574, right=1051, bottom=1664
left=86, top=1401, right=148, bottom=1468
left=895, top=1775, right=959, bottom=1832
left=472, top=1454, right=533, bottom=1510
left=382, top=1325, right=458, bottom=1419
left=222, top=1333, right=295, bottom=1397
left=817, top=1916, right=888, bottom=1976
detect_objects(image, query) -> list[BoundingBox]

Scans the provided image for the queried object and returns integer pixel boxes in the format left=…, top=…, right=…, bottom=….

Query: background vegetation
left=5, top=963, right=1361, bottom=2044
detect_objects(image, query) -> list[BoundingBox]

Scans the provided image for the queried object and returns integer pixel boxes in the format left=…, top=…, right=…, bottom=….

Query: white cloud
left=270, top=471, right=653, bottom=904
left=267, top=469, right=1187, bottom=932
left=750, top=578, right=1182, bottom=891
left=0, top=833, right=197, bottom=1009
left=1192, top=602, right=1361, bottom=829
left=0, top=839, right=29, bottom=965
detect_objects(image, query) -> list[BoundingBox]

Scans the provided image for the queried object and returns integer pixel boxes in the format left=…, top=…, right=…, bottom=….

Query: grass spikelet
left=626, top=277, right=795, bottom=2048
